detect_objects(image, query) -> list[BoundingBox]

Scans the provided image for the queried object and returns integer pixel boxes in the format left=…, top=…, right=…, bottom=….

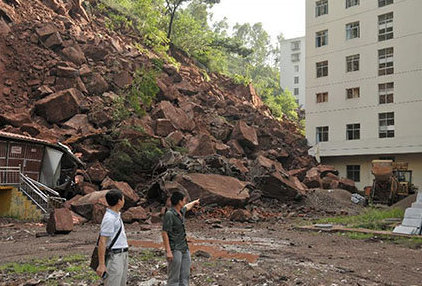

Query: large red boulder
left=87, top=162, right=109, bottom=183
left=0, top=112, right=31, bottom=127
left=250, top=156, right=304, bottom=201
left=122, top=206, right=149, bottom=223
left=303, top=167, right=322, bottom=189
left=187, top=134, right=216, bottom=157
left=175, top=173, right=249, bottom=206
left=152, top=101, right=195, bottom=131
left=155, top=119, right=176, bottom=137
left=231, top=121, right=258, bottom=150
left=70, top=190, right=108, bottom=223
left=101, top=178, right=140, bottom=208
left=46, top=208, right=74, bottom=234
left=338, top=178, right=358, bottom=193
left=34, top=88, right=80, bottom=123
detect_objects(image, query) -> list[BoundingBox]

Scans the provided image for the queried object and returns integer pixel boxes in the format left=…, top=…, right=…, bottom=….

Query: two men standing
left=96, top=189, right=199, bottom=286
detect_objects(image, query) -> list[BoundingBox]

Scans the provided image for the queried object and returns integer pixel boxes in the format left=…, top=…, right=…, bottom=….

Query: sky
left=211, top=0, right=306, bottom=43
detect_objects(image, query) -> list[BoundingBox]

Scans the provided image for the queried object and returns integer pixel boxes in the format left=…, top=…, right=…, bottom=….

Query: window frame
left=316, top=61, right=328, bottom=78
left=347, top=165, right=361, bottom=182
left=346, top=0, right=360, bottom=9
left=379, top=0, right=393, bottom=8
left=346, top=123, right=361, bottom=140
left=379, top=82, right=394, bottom=104
left=316, top=126, right=329, bottom=143
left=315, top=0, right=329, bottom=17
left=378, top=112, right=395, bottom=138
left=346, top=87, right=360, bottom=99
left=316, top=92, right=328, bottom=103
left=294, top=76, right=299, bottom=84
left=291, top=53, right=300, bottom=62
left=291, top=41, right=301, bottom=51
left=294, top=88, right=299, bottom=96
left=378, top=47, right=394, bottom=76
left=346, top=21, right=360, bottom=40
left=294, top=65, right=299, bottom=72
left=346, top=54, right=360, bottom=72
left=378, top=12, right=393, bottom=41
left=315, top=29, right=328, bottom=48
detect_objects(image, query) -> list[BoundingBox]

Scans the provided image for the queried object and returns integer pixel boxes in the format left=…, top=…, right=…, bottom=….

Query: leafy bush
left=106, top=138, right=165, bottom=185
left=128, top=68, right=160, bottom=117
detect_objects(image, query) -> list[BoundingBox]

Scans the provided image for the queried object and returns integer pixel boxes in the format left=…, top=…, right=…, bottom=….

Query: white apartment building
left=305, top=0, right=422, bottom=190
left=279, top=37, right=306, bottom=107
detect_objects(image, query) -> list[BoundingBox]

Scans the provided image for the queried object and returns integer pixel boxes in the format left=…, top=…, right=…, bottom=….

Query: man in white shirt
left=96, top=189, right=129, bottom=286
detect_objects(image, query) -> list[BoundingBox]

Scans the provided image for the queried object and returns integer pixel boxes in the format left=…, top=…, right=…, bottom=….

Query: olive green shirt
left=162, top=207, right=188, bottom=251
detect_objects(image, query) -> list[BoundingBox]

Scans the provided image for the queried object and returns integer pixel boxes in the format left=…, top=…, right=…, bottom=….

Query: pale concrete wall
left=305, top=0, right=422, bottom=157
left=280, top=36, right=306, bottom=107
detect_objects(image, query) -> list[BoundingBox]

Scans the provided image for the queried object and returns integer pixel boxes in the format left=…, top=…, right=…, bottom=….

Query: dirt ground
left=1, top=216, right=421, bottom=286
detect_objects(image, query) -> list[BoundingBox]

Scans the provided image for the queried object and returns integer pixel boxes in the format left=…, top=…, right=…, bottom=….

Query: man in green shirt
left=162, top=192, right=200, bottom=286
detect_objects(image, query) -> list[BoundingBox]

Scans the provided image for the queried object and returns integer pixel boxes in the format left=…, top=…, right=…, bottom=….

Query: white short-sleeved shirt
left=100, top=208, right=128, bottom=249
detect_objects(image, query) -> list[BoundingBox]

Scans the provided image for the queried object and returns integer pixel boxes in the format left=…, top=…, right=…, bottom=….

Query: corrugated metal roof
left=0, top=131, right=56, bottom=146
left=0, top=131, right=85, bottom=167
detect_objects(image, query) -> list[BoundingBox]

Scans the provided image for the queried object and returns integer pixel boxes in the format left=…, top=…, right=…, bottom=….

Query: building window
left=291, top=53, right=300, bottom=62
left=294, top=65, right=299, bottom=72
left=294, top=76, right=299, bottom=84
left=346, top=0, right=359, bottom=8
left=294, top=88, right=299, bottom=95
left=379, top=0, right=393, bottom=7
left=347, top=165, right=360, bottom=182
left=316, top=61, right=328, bottom=78
left=346, top=54, right=360, bottom=72
left=379, top=82, right=394, bottom=104
left=378, top=47, right=394, bottom=76
left=316, top=92, right=328, bottom=103
left=346, top=21, right=360, bottom=40
left=315, top=0, right=328, bottom=17
left=379, top=112, right=394, bottom=138
left=346, top=87, right=360, bottom=99
left=378, top=12, right=393, bottom=41
left=316, top=126, right=329, bottom=142
left=291, top=41, right=300, bottom=51
left=315, top=30, right=328, bottom=47
left=346, top=123, right=360, bottom=140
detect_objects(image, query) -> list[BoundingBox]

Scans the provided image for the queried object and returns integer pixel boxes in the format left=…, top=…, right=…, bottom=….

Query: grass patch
left=0, top=254, right=100, bottom=283
left=337, top=231, right=422, bottom=249
left=0, top=262, right=54, bottom=274
left=315, top=208, right=404, bottom=230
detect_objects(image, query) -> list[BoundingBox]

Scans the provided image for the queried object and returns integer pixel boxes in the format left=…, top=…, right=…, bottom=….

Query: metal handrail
left=19, top=174, right=50, bottom=213
left=20, top=174, right=48, bottom=202
left=19, top=185, right=48, bottom=213
left=26, top=176, right=60, bottom=197
left=0, top=166, right=21, bottom=186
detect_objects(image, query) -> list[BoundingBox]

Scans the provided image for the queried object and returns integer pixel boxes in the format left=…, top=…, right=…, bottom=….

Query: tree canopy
left=98, top=0, right=300, bottom=122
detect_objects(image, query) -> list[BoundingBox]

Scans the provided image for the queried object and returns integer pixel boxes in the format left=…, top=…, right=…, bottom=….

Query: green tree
left=165, top=0, right=220, bottom=39
left=266, top=90, right=299, bottom=120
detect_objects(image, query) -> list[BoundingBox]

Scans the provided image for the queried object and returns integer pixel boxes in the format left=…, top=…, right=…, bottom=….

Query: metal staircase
left=0, top=166, right=65, bottom=214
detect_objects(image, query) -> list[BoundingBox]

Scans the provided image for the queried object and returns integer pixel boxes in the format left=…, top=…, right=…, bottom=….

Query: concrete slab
left=404, top=208, right=422, bottom=218
left=411, top=202, right=422, bottom=209
left=401, top=218, right=422, bottom=228
left=417, top=192, right=422, bottom=202
left=393, top=225, right=421, bottom=235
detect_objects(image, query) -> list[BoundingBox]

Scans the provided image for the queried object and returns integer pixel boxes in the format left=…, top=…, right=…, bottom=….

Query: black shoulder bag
left=90, top=223, right=122, bottom=271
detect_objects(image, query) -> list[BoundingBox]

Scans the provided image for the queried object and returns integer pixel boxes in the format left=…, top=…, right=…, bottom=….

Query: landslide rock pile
left=0, top=0, right=357, bottom=223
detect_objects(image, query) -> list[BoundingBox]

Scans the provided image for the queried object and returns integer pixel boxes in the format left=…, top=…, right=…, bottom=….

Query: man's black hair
left=106, top=189, right=123, bottom=207
left=170, top=191, right=185, bottom=206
